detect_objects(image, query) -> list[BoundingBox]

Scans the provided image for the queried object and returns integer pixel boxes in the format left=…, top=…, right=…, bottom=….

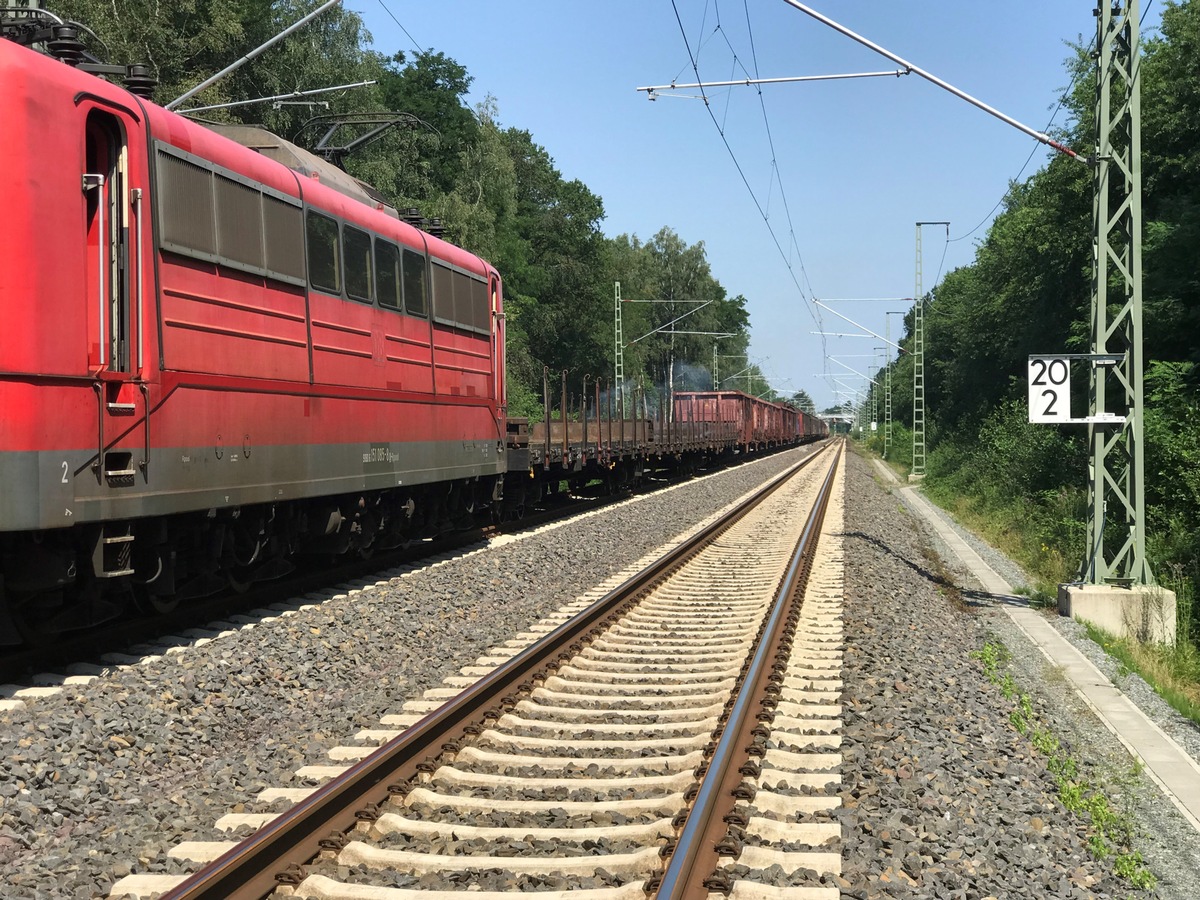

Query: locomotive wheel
left=132, top=584, right=180, bottom=616
left=7, top=594, right=63, bottom=648
left=226, top=567, right=252, bottom=594
left=8, top=585, right=121, bottom=648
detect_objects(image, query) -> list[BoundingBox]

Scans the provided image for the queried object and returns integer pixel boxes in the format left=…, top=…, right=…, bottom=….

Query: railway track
left=111, top=441, right=846, bottom=899
left=2, top=449, right=814, bottom=686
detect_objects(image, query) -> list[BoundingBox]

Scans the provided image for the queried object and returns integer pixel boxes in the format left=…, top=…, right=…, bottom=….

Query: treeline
left=868, top=1, right=1200, bottom=615
left=48, top=0, right=795, bottom=417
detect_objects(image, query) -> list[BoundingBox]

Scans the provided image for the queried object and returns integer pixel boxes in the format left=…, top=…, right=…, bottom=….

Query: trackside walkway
left=871, top=458, right=1200, bottom=834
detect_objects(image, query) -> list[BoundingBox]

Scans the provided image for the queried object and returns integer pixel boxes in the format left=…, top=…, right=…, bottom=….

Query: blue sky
left=347, top=1, right=1162, bottom=411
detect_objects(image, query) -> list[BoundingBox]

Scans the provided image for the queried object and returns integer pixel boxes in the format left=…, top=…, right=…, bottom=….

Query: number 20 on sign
left=1027, top=356, right=1069, bottom=423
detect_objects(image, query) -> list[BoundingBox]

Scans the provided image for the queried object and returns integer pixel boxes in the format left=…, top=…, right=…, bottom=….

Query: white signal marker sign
left=1028, top=356, right=1070, bottom=423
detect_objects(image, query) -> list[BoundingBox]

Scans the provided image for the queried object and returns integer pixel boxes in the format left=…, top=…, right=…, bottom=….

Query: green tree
left=790, top=390, right=816, bottom=414
left=375, top=48, right=480, bottom=197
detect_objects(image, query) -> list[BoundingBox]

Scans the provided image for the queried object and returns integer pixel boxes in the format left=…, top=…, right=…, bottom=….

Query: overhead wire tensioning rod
left=812, top=299, right=904, bottom=353
left=166, top=0, right=343, bottom=110
left=177, top=81, right=377, bottom=115
left=780, top=0, right=1083, bottom=161
left=636, top=69, right=911, bottom=99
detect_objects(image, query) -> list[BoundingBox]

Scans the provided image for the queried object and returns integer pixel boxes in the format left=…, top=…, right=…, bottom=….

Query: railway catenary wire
left=110, top=440, right=847, bottom=899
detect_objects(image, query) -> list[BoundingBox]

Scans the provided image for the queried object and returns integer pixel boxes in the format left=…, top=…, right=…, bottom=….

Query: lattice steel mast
left=613, top=282, right=625, bottom=418
left=1084, top=0, right=1151, bottom=585
left=912, top=221, right=947, bottom=479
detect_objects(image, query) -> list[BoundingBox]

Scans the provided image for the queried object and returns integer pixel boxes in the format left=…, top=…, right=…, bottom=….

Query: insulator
left=123, top=64, right=156, bottom=98
left=47, top=25, right=84, bottom=65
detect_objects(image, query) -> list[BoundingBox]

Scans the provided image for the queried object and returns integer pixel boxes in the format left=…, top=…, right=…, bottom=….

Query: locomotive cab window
left=402, top=248, right=427, bottom=318
left=375, top=239, right=402, bottom=310
left=306, top=211, right=340, bottom=294
left=343, top=225, right=373, bottom=303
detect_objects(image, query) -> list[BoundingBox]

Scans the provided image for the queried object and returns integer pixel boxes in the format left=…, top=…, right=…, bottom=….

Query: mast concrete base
left=1058, top=583, right=1177, bottom=645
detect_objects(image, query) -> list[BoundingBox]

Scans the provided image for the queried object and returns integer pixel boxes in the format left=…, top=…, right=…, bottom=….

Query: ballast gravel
left=840, top=448, right=1200, bottom=899
left=3, top=443, right=1199, bottom=898
left=888, top=460, right=1200, bottom=898
left=0, top=450, right=810, bottom=899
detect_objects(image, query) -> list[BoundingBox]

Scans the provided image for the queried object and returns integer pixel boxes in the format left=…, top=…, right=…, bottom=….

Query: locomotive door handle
left=139, top=382, right=150, bottom=480
left=82, top=173, right=106, bottom=368
left=131, top=187, right=143, bottom=371
left=92, top=381, right=104, bottom=483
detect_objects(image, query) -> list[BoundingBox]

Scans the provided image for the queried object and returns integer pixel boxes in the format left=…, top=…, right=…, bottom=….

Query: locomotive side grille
left=470, top=276, right=489, bottom=332
left=214, top=173, right=265, bottom=270
left=431, top=260, right=454, bottom=326
left=155, top=142, right=305, bottom=287
left=262, top=194, right=305, bottom=282
left=158, top=152, right=216, bottom=256
left=431, top=260, right=491, bottom=336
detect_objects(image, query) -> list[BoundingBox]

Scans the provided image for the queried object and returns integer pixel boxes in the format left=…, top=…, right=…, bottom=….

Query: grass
left=1013, top=585, right=1058, bottom=610
left=1081, top=621, right=1200, bottom=726
left=919, top=485, right=1075, bottom=588
left=908, top=443, right=1200, bottom=729
left=974, top=641, right=1157, bottom=891
left=854, top=432, right=1200, bottom=762
left=920, top=546, right=969, bottom=612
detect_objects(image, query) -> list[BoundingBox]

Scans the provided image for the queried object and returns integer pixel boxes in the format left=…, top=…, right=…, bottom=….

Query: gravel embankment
left=843, top=447, right=1200, bottom=898
left=8, top=442, right=1195, bottom=900
left=0, top=449, right=812, bottom=899
left=875, top=454, right=1200, bottom=899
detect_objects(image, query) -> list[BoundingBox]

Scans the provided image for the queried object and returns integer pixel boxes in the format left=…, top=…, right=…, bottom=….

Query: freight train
left=0, top=15, right=826, bottom=645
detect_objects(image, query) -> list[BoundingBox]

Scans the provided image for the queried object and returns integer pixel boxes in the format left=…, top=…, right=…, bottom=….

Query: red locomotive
left=0, top=16, right=827, bottom=646
left=0, top=29, right=506, bottom=642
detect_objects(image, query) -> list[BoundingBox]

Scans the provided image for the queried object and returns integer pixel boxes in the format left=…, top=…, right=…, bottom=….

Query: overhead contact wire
left=670, top=0, right=822, bottom=348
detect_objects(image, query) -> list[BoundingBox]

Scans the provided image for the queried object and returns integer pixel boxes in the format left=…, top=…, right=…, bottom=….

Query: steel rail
left=158, top=444, right=833, bottom=900
left=654, top=440, right=843, bottom=898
